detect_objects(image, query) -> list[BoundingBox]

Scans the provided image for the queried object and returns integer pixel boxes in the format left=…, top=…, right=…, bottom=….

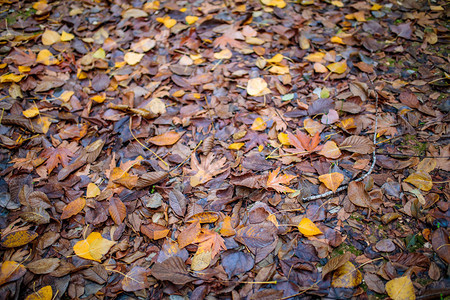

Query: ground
left=0, top=0, right=449, bottom=299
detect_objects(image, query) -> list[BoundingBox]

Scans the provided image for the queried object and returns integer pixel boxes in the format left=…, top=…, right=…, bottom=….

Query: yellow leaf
left=318, top=172, right=344, bottom=192
left=404, top=171, right=433, bottom=191
left=41, top=29, right=61, bottom=45
left=77, top=69, right=87, bottom=80
left=371, top=3, right=383, bottom=10
left=86, top=183, right=100, bottom=198
left=246, top=37, right=265, bottom=45
left=37, top=116, right=51, bottom=134
left=331, top=0, right=343, bottom=7
left=251, top=117, right=267, bottom=131
left=0, top=231, right=38, bottom=248
left=164, top=18, right=176, bottom=29
left=73, top=232, right=115, bottom=262
left=25, top=285, right=53, bottom=300
left=60, top=31, right=74, bottom=42
left=385, top=276, right=416, bottom=300
left=0, top=73, right=25, bottom=83
left=261, top=0, right=286, bottom=8
left=23, top=106, right=39, bottom=118
left=332, top=261, right=362, bottom=288
left=36, top=49, right=58, bottom=66
left=330, top=36, right=345, bottom=44
left=186, top=16, right=199, bottom=25
left=269, top=65, right=289, bottom=74
left=92, top=48, right=106, bottom=59
left=124, top=52, right=144, bottom=65
left=0, top=63, right=7, bottom=69
left=59, top=91, right=74, bottom=102
left=91, top=94, right=106, bottom=103
left=267, top=214, right=279, bottom=227
left=191, top=249, right=212, bottom=271
left=353, top=11, right=366, bottom=22
left=430, top=5, right=443, bottom=11
left=228, top=142, right=245, bottom=150
left=305, top=52, right=325, bottom=62
left=144, top=1, right=160, bottom=10
left=247, top=77, right=270, bottom=96
left=278, top=132, right=290, bottom=145
left=416, top=158, right=436, bottom=173
left=266, top=53, right=284, bottom=63
left=214, top=48, right=232, bottom=60
left=327, top=61, right=347, bottom=74
left=179, top=7, right=187, bottom=12
left=298, top=218, right=322, bottom=236
left=18, top=66, right=31, bottom=73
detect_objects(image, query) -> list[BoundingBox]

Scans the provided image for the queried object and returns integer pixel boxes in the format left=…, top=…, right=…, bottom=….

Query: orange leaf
left=178, top=221, right=201, bottom=248
left=189, top=153, right=227, bottom=187
left=109, top=197, right=127, bottom=225
left=141, top=223, right=170, bottom=240
left=147, top=131, right=183, bottom=146
left=61, top=197, right=86, bottom=220
left=298, top=218, right=323, bottom=236
left=195, top=228, right=226, bottom=259
left=0, top=261, right=26, bottom=286
left=267, top=167, right=296, bottom=193
left=287, top=131, right=322, bottom=153
left=220, top=216, right=236, bottom=237
left=318, top=172, right=344, bottom=192
left=318, top=141, right=341, bottom=159
left=0, top=230, right=38, bottom=248
left=251, top=117, right=267, bottom=131
left=186, top=212, right=219, bottom=224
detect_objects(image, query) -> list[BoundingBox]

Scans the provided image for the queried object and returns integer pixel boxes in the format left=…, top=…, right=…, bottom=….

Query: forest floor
left=0, top=0, right=449, bottom=299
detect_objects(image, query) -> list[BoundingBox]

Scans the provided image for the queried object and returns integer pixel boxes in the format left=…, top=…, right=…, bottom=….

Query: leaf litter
left=0, top=0, right=448, bottom=299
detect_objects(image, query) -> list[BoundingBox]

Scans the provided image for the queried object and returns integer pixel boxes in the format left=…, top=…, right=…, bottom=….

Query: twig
left=300, top=74, right=379, bottom=202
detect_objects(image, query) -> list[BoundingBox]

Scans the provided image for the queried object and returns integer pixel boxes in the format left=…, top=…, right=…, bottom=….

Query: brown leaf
left=266, top=167, right=296, bottom=193
left=431, top=228, right=450, bottom=264
left=150, top=256, right=195, bottom=285
left=322, top=252, right=352, bottom=278
left=347, top=181, right=370, bottom=208
left=169, top=190, right=187, bottom=217
left=340, top=135, right=375, bottom=154
left=122, top=266, right=149, bottom=292
left=331, top=261, right=362, bottom=288
left=135, top=171, right=168, bottom=189
left=189, top=153, right=227, bottom=187
left=61, top=197, right=86, bottom=220
left=20, top=208, right=50, bottom=225
left=26, top=258, right=60, bottom=274
left=109, top=197, right=127, bottom=225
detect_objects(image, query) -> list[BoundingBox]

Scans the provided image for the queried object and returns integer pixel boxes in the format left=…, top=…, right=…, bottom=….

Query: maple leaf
left=11, top=150, right=39, bottom=172
left=266, top=167, right=296, bottom=193
left=40, top=141, right=76, bottom=174
left=235, top=131, right=268, bottom=152
left=286, top=131, right=322, bottom=155
left=213, top=24, right=244, bottom=49
left=188, top=153, right=227, bottom=187
left=195, top=228, right=226, bottom=259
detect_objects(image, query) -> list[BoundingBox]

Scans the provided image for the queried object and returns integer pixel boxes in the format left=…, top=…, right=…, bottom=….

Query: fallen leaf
left=86, top=183, right=100, bottom=198
left=298, top=218, right=323, bottom=236
left=186, top=16, right=199, bottom=25
left=251, top=117, right=267, bottom=131
left=327, top=61, right=347, bottom=74
left=109, top=197, right=127, bottom=225
left=0, top=230, right=38, bottom=248
left=247, top=78, right=270, bottom=96
left=267, top=167, right=296, bottom=193
left=148, top=131, right=183, bottom=146
left=322, top=252, right=352, bottom=278
left=347, top=181, right=370, bottom=208
left=0, top=261, right=26, bottom=285
left=60, top=31, right=74, bottom=41
left=214, top=48, right=232, bottom=60
left=318, top=172, right=344, bottom=192
left=385, top=276, right=416, bottom=300
left=61, top=197, right=86, bottom=220
left=151, top=256, right=195, bottom=285
left=26, top=258, right=60, bottom=274
left=25, top=285, right=52, bottom=300
left=141, top=223, right=170, bottom=240
left=318, top=141, right=341, bottom=159
left=340, top=135, right=374, bottom=154
left=124, top=52, right=145, bottom=66
left=73, top=232, right=116, bottom=262
left=23, top=106, right=39, bottom=118
left=122, top=266, right=149, bottom=292
left=41, top=29, right=61, bottom=45
left=404, top=171, right=433, bottom=191
left=332, top=261, right=362, bottom=288
left=189, top=153, right=227, bottom=187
